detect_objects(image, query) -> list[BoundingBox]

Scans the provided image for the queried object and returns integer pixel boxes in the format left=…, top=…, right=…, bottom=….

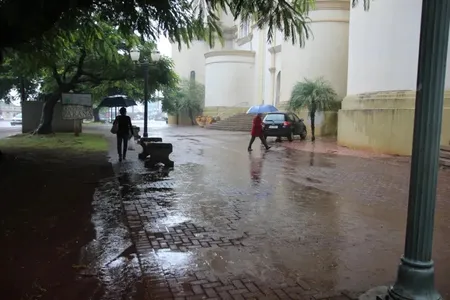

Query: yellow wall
left=277, top=102, right=339, bottom=137
left=338, top=90, right=450, bottom=155
left=295, top=111, right=338, bottom=137
left=167, top=113, right=193, bottom=126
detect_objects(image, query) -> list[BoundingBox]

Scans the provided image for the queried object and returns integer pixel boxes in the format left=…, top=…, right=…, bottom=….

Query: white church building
left=171, top=0, right=450, bottom=155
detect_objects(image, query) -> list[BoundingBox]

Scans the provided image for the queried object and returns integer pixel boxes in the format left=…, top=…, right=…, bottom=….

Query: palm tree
left=287, top=77, right=339, bottom=141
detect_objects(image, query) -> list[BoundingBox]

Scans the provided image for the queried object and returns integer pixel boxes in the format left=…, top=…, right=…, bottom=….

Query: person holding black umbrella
left=112, top=107, right=134, bottom=161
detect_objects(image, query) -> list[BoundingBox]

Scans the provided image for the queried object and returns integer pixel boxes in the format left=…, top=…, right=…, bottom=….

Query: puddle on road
left=77, top=179, right=142, bottom=300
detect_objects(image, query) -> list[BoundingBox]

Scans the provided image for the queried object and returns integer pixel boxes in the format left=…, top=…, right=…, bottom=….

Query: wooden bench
left=143, top=142, right=174, bottom=168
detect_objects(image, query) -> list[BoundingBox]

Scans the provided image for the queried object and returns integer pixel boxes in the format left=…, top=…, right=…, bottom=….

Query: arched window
left=190, top=70, right=196, bottom=81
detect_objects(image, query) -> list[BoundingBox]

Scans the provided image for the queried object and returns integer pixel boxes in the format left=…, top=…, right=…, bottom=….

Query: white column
left=279, top=1, right=350, bottom=103
left=338, top=0, right=450, bottom=155
left=204, top=50, right=256, bottom=107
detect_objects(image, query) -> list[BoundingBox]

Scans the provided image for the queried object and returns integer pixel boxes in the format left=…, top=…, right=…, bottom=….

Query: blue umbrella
left=246, top=104, right=279, bottom=114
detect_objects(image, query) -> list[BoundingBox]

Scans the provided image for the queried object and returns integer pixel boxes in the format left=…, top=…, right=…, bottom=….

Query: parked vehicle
left=10, top=113, right=22, bottom=126
left=263, top=112, right=307, bottom=142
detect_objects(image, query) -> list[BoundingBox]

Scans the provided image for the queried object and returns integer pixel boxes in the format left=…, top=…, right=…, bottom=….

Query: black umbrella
left=98, top=95, right=137, bottom=108
left=98, top=95, right=137, bottom=122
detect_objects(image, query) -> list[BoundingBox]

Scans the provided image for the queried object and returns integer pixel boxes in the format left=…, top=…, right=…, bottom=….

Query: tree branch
left=69, top=48, right=87, bottom=85
left=78, top=69, right=134, bottom=84
left=51, top=64, right=62, bottom=86
left=62, top=63, right=77, bottom=80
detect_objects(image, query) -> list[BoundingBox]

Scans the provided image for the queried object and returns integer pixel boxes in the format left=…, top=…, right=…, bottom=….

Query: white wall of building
left=204, top=51, right=256, bottom=107
left=171, top=2, right=350, bottom=108
left=171, top=41, right=210, bottom=84
left=235, top=26, right=266, bottom=105
left=347, top=0, right=450, bottom=95
left=280, top=9, right=350, bottom=103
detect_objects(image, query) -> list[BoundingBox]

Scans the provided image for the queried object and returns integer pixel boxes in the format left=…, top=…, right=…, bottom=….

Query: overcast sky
left=158, top=36, right=172, bottom=58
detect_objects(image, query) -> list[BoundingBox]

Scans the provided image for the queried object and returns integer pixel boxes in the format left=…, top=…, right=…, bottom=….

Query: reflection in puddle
left=78, top=179, right=141, bottom=300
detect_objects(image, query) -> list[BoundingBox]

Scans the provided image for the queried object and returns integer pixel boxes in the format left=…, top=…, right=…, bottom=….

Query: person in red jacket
left=248, top=113, right=271, bottom=151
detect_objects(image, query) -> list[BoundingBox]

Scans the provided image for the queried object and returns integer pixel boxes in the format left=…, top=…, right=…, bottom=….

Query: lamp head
left=151, top=51, right=161, bottom=62
left=130, top=48, right=140, bottom=62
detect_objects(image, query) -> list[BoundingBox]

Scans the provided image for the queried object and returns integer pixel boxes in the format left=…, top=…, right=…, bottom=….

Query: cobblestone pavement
left=104, top=125, right=450, bottom=300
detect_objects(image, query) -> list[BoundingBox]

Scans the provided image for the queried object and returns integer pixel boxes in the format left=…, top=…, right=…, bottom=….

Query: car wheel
left=287, top=131, right=294, bottom=142
left=300, top=130, right=307, bottom=140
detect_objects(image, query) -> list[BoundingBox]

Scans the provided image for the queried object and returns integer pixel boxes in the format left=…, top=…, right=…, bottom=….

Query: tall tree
left=0, top=0, right=322, bottom=63
left=0, top=56, right=41, bottom=103
left=2, top=20, right=177, bottom=133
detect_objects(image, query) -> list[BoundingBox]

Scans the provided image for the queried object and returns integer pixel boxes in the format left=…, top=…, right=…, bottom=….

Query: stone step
left=207, top=125, right=252, bottom=129
left=208, top=125, right=251, bottom=128
left=204, top=112, right=254, bottom=132
left=441, top=145, right=450, bottom=152
left=207, top=127, right=250, bottom=131
left=208, top=124, right=252, bottom=127
left=440, top=150, right=450, bottom=159
left=440, top=158, right=450, bottom=167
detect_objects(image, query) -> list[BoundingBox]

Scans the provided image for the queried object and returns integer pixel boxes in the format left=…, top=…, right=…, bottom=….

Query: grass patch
left=0, top=133, right=108, bottom=153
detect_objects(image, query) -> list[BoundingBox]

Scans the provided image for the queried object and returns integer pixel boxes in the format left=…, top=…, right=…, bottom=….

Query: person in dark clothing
left=114, top=107, right=134, bottom=161
left=248, top=113, right=270, bottom=151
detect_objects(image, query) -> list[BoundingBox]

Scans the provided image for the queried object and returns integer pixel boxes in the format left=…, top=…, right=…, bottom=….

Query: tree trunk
left=310, top=110, right=316, bottom=141
left=188, top=108, right=195, bottom=125
left=93, top=107, right=100, bottom=122
left=19, top=76, right=26, bottom=103
left=35, top=93, right=61, bottom=134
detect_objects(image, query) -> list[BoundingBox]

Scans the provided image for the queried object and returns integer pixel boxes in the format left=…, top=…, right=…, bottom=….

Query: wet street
left=0, top=120, right=21, bottom=139
left=84, top=123, right=450, bottom=299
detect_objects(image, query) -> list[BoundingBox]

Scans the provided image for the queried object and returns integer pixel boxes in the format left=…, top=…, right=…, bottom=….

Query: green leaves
left=1, top=0, right=317, bottom=56
left=162, top=79, right=205, bottom=115
left=352, top=0, right=371, bottom=10
left=288, top=77, right=339, bottom=113
left=2, top=20, right=177, bottom=105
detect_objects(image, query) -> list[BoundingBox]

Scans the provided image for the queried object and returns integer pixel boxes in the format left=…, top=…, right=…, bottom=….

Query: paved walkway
left=0, top=121, right=21, bottom=139
left=105, top=125, right=450, bottom=300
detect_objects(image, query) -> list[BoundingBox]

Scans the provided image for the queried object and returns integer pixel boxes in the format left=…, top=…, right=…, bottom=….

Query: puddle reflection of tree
left=282, top=152, right=340, bottom=290
left=118, top=168, right=173, bottom=201
left=118, top=172, right=139, bottom=200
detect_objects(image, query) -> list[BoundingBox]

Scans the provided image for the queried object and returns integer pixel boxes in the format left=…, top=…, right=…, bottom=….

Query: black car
left=263, top=112, right=307, bottom=141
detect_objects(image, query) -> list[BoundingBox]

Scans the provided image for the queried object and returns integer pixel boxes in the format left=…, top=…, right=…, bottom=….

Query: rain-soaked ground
left=82, top=123, right=450, bottom=300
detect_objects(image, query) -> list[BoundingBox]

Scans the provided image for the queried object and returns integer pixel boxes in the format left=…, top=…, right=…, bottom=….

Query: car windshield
left=15, top=114, right=22, bottom=118
left=264, top=114, right=286, bottom=122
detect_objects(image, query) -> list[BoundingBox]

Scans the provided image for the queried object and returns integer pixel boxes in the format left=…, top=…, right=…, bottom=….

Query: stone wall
left=22, top=102, right=81, bottom=133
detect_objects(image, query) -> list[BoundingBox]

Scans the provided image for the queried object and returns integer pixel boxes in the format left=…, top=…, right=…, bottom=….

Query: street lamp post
left=387, top=1, right=450, bottom=299
left=130, top=48, right=161, bottom=138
